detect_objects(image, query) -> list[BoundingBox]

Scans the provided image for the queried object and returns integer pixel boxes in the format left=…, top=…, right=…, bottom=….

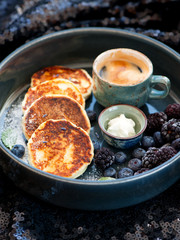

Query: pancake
left=31, top=66, right=93, bottom=99
left=22, top=79, right=85, bottom=112
left=22, top=95, right=91, bottom=140
left=28, top=119, right=94, bottom=178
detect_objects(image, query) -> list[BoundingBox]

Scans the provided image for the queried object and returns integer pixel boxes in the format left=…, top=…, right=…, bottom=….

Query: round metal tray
left=0, top=28, right=180, bottom=210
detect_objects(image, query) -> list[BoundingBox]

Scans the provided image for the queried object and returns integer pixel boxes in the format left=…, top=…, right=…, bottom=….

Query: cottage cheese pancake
left=22, top=79, right=85, bottom=112
left=22, top=95, right=90, bottom=140
left=28, top=119, right=94, bottom=178
left=31, top=66, right=93, bottom=99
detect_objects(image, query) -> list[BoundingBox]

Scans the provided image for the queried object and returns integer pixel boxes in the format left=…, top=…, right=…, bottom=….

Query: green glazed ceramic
left=93, top=48, right=171, bottom=107
left=98, top=104, right=147, bottom=149
left=0, top=28, right=180, bottom=210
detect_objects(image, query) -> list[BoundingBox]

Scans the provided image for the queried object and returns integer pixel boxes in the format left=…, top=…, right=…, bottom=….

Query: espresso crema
left=99, top=59, right=149, bottom=86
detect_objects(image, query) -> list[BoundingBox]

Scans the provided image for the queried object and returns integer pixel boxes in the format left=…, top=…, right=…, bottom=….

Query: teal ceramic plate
left=0, top=28, right=180, bottom=210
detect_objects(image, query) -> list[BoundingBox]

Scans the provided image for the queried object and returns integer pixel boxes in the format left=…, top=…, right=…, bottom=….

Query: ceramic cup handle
left=149, top=75, right=171, bottom=99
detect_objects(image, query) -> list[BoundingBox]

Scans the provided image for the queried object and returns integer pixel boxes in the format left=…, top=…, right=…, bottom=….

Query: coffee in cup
left=99, top=59, right=149, bottom=86
left=93, top=48, right=170, bottom=107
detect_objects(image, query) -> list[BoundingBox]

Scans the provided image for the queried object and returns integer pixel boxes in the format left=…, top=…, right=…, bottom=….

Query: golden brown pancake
left=22, top=79, right=85, bottom=112
left=31, top=66, right=93, bottom=99
left=28, top=119, right=94, bottom=178
left=22, top=95, right=91, bottom=140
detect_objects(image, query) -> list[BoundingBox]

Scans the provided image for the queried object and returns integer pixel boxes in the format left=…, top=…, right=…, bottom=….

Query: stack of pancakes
left=22, top=66, right=94, bottom=179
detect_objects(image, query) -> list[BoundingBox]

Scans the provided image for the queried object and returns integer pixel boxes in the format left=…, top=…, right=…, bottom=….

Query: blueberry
left=103, top=167, right=116, bottom=178
left=86, top=110, right=96, bottom=122
left=141, top=136, right=155, bottom=149
left=128, top=158, right=142, bottom=171
left=115, top=151, right=127, bottom=164
left=132, top=148, right=146, bottom=159
left=118, top=167, right=134, bottom=178
left=11, top=144, right=25, bottom=158
left=171, top=138, right=180, bottom=152
left=153, top=131, right=164, bottom=147
left=92, top=140, right=100, bottom=153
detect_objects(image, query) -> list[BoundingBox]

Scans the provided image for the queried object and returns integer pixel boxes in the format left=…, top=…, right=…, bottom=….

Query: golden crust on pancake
left=31, top=66, right=93, bottom=100
left=22, top=95, right=90, bottom=140
left=28, top=119, right=94, bottom=178
left=22, top=79, right=85, bottom=112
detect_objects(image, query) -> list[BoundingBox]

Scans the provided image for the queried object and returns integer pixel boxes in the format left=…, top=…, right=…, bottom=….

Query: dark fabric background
left=0, top=1, right=180, bottom=239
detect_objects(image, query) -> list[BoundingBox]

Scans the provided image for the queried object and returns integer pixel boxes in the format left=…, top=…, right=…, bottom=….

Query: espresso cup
left=92, top=48, right=171, bottom=107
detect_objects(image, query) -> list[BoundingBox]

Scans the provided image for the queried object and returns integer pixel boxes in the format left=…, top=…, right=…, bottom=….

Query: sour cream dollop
left=107, top=114, right=136, bottom=138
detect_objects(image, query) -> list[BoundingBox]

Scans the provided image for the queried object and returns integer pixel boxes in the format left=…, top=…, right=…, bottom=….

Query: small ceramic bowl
left=98, top=104, right=147, bottom=149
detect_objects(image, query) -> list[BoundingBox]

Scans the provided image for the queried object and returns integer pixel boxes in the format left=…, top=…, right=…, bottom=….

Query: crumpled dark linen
left=0, top=0, right=180, bottom=61
left=0, top=0, right=180, bottom=239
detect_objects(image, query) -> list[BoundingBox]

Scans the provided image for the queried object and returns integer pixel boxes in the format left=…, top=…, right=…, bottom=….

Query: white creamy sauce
left=107, top=114, right=136, bottom=138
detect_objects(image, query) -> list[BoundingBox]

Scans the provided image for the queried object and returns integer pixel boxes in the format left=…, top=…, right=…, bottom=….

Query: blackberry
left=146, top=112, right=167, bottom=134
left=86, top=110, right=96, bottom=122
left=142, top=147, right=159, bottom=169
left=115, top=151, right=127, bottom=164
left=156, top=146, right=177, bottom=166
left=118, top=167, right=134, bottom=178
left=132, top=147, right=146, bottom=159
left=94, top=147, right=115, bottom=169
left=11, top=144, right=25, bottom=158
left=161, top=118, right=180, bottom=142
left=128, top=158, right=142, bottom=171
left=171, top=138, right=180, bottom=151
left=164, top=103, right=180, bottom=120
left=141, top=136, right=155, bottom=149
left=153, top=131, right=164, bottom=147
left=134, top=168, right=149, bottom=175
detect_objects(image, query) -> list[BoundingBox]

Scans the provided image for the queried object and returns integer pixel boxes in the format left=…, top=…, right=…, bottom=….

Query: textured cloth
left=0, top=0, right=180, bottom=61
left=0, top=1, right=180, bottom=239
left=0, top=167, right=180, bottom=239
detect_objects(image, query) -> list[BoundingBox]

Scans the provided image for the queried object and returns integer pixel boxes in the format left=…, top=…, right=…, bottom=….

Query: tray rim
left=1, top=27, right=179, bottom=68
